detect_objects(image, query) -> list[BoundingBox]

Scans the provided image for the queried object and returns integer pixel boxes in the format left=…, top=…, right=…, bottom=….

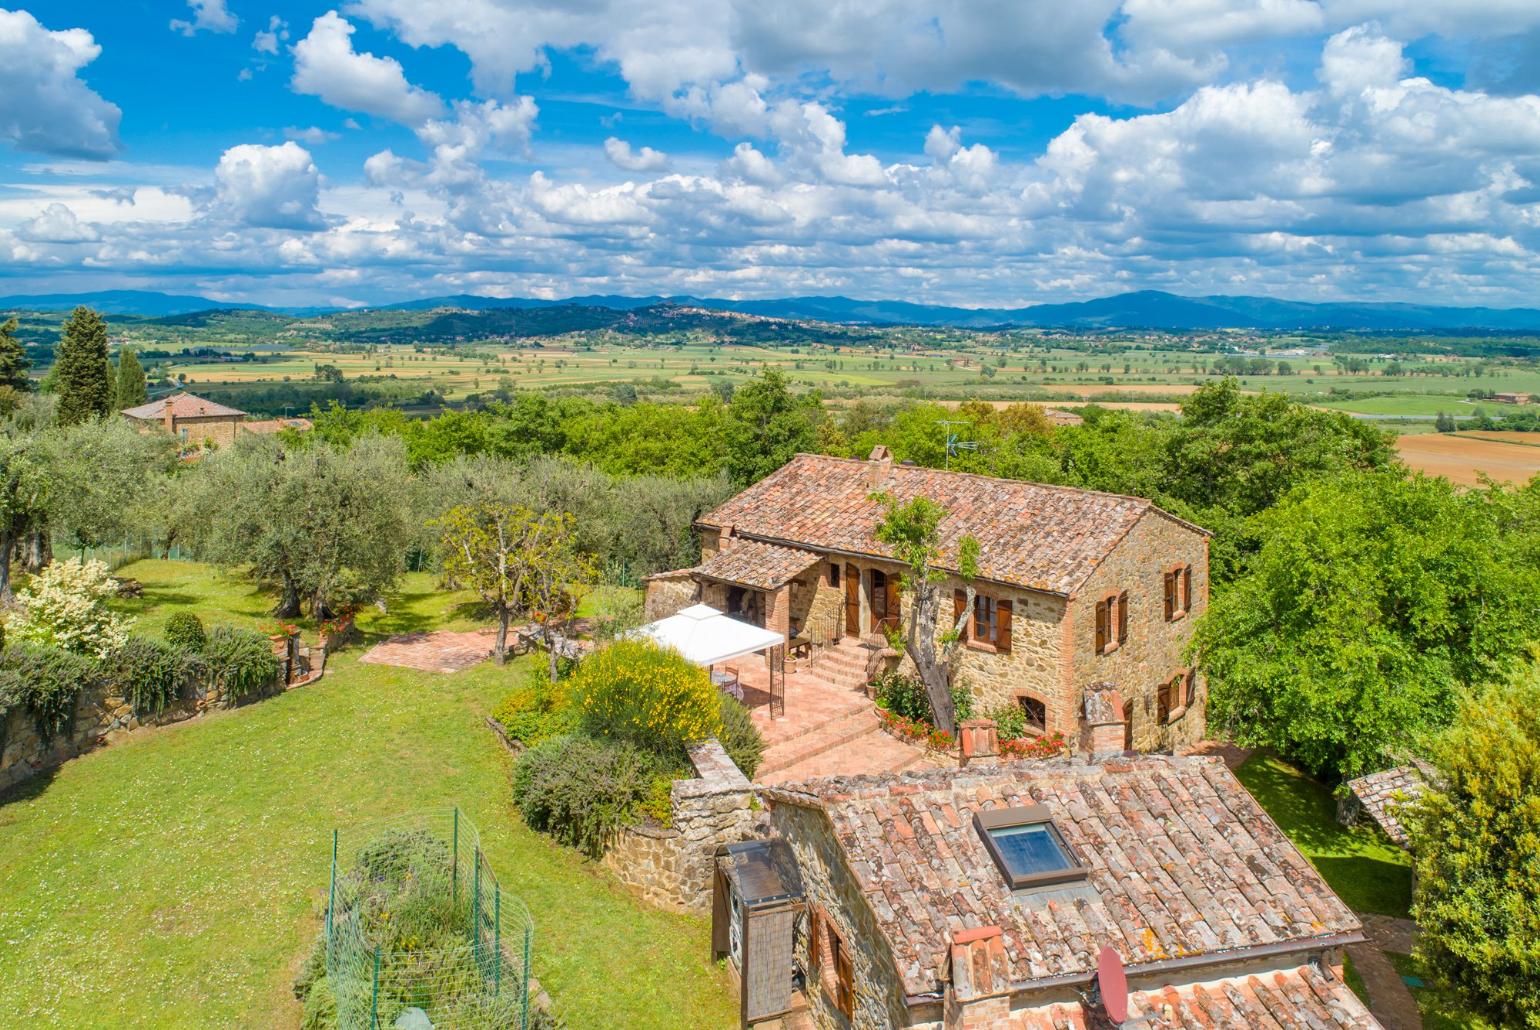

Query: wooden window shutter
left=1157, top=681, right=1172, bottom=723
left=1163, top=571, right=1175, bottom=621
left=834, top=937, right=854, bottom=1018
left=1182, top=566, right=1193, bottom=613
left=1117, top=591, right=1129, bottom=645
left=1094, top=600, right=1108, bottom=652
left=996, top=598, right=1012, bottom=652
left=954, top=589, right=968, bottom=641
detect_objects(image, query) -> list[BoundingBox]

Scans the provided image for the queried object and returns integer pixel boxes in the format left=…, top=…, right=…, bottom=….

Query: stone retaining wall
left=601, top=739, right=763, bottom=912
left=0, top=641, right=326, bottom=794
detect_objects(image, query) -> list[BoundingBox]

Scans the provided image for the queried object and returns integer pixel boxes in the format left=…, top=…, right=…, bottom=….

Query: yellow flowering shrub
left=572, top=639, right=722, bottom=758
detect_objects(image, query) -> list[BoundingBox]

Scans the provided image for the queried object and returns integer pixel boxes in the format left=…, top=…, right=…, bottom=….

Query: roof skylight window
left=975, top=805, right=1090, bottom=890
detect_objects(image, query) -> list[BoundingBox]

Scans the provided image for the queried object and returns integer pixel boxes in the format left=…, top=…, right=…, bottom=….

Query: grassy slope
left=1234, top=754, right=1412, bottom=917
left=0, top=561, right=735, bottom=1029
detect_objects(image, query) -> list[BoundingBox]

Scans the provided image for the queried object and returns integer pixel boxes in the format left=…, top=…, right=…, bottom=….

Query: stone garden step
left=757, top=706, right=882, bottom=777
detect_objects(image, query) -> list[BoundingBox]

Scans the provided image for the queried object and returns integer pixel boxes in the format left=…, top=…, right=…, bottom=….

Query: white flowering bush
left=10, top=558, right=133, bottom=660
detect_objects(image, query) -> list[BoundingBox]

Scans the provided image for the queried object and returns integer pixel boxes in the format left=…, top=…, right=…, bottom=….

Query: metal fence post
left=326, top=829, right=338, bottom=966
left=370, top=945, right=381, bottom=1030
left=452, top=807, right=459, bottom=905
left=472, top=847, right=482, bottom=966
left=493, top=886, right=502, bottom=994
left=522, top=923, right=532, bottom=1030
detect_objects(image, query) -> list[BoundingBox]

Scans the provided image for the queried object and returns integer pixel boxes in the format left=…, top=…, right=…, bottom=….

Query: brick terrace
left=358, top=628, right=501, bottom=673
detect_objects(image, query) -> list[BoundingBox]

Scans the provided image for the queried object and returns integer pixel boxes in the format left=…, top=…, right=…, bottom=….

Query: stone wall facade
left=601, top=739, right=762, bottom=912
left=768, top=801, right=920, bottom=1030
left=641, top=570, right=698, bottom=621
left=1068, top=510, right=1209, bottom=754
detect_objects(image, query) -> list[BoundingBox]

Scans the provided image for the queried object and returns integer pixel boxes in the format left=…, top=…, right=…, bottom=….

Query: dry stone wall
left=601, top=739, right=763, bottom=912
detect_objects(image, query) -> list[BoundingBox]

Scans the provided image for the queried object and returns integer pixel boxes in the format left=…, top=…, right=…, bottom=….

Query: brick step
left=757, top=724, right=932, bottom=784
left=757, top=706, right=882, bottom=776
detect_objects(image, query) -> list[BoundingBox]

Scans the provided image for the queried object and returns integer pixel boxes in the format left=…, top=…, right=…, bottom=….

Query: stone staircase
left=754, top=639, right=937, bottom=785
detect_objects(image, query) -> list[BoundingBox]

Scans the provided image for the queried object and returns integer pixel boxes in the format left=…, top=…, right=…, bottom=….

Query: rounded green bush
left=570, top=640, right=721, bottom=759
left=164, top=612, right=207, bottom=653
left=512, top=735, right=659, bottom=859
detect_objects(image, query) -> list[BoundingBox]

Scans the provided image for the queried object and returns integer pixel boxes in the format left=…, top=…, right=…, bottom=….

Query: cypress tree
left=54, top=306, right=112, bottom=425
left=0, top=318, right=31, bottom=391
left=115, top=347, right=148, bottom=408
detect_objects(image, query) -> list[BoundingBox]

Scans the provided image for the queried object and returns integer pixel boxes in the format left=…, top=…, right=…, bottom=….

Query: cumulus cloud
left=0, top=10, right=121, bottom=159
left=215, top=142, right=326, bottom=230
left=17, top=203, right=99, bottom=243
left=253, top=16, right=289, bottom=55
left=285, top=126, right=340, bottom=145
left=170, top=0, right=237, bottom=36
left=291, top=12, right=444, bottom=126
left=604, top=137, right=670, bottom=172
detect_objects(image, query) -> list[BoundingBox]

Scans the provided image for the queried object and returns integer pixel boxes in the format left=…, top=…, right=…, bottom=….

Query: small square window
left=975, top=805, right=1090, bottom=890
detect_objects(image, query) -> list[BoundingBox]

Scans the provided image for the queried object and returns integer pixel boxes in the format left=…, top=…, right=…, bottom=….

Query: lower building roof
left=1342, top=766, right=1426, bottom=848
left=763, top=755, right=1362, bottom=999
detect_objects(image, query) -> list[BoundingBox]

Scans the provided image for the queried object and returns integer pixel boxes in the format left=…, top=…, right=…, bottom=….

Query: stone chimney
left=161, top=398, right=176, bottom=433
left=867, top=444, right=894, bottom=490
left=958, top=719, right=999, bottom=768
left=1081, top=683, right=1128, bottom=759
left=945, top=925, right=1011, bottom=1029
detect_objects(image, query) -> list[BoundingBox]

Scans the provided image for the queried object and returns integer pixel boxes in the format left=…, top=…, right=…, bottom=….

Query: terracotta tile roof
left=693, top=539, right=822, bottom=590
left=1003, top=964, right=1379, bottom=1028
left=240, top=416, right=313, bottom=434
left=122, top=392, right=247, bottom=420
left=1343, top=766, right=1426, bottom=848
left=699, top=454, right=1206, bottom=596
left=762, top=755, right=1361, bottom=999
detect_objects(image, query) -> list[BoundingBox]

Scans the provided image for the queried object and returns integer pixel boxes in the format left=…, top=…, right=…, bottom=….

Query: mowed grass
left=1234, top=754, right=1412, bottom=917
left=0, top=561, right=736, bottom=1029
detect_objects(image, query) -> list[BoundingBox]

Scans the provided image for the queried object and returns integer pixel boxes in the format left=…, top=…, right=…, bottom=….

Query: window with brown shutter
left=1157, top=681, right=1172, bottom=723
left=829, top=563, right=840, bottom=588
left=1182, top=565, right=1193, bottom=612
left=1163, top=571, right=1176, bottom=621
left=809, top=905, right=854, bottom=1019
left=1117, top=590, right=1129, bottom=646
left=996, top=598, right=1012, bottom=653
left=1166, top=564, right=1194, bottom=621
left=954, top=589, right=968, bottom=642
left=1095, top=599, right=1109, bottom=652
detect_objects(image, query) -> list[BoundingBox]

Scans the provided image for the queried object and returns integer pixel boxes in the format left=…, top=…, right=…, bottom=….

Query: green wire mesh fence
left=320, top=809, right=534, bottom=1030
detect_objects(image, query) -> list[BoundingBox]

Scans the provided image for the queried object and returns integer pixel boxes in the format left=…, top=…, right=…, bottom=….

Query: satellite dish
left=1096, top=945, right=1129, bottom=1023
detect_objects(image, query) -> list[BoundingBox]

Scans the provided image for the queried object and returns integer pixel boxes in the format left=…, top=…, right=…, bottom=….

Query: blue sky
left=2, top=2, right=1540, bottom=307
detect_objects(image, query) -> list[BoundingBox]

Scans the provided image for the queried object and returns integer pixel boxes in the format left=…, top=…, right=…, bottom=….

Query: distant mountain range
left=6, top=288, right=1540, bottom=331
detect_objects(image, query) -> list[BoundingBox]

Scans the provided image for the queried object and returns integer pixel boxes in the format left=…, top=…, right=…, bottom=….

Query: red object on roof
left=1096, top=945, right=1128, bottom=1022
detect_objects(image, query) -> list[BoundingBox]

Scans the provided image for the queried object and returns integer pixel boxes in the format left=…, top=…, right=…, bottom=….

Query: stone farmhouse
left=122, top=392, right=248, bottom=450
left=645, top=449, right=1210, bottom=754
left=747, top=750, right=1379, bottom=1029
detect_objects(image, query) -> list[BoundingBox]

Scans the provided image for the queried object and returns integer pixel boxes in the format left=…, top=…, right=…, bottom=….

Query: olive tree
left=181, top=434, right=414, bottom=619
left=871, top=493, right=980, bottom=735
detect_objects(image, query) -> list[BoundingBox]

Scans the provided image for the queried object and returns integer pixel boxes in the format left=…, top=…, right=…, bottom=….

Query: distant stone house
left=121, top=392, right=247, bottom=450
left=645, top=449, right=1210, bottom=753
left=752, top=751, right=1380, bottom=1029
left=1493, top=392, right=1532, bottom=405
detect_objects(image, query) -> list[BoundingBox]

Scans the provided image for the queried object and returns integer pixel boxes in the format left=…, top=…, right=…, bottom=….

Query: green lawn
left=1234, top=754, right=1412, bottom=917
left=0, top=561, right=736, bottom=1028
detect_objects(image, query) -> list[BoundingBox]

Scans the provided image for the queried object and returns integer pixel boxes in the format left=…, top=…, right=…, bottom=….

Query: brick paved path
left=358, top=628, right=500, bottom=673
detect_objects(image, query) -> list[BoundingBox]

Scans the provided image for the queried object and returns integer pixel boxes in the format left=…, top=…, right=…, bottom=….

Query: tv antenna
left=937, top=420, right=978, bottom=470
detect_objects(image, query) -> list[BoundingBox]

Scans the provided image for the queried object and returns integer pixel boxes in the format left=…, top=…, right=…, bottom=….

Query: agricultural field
left=1395, top=433, right=1540, bottom=487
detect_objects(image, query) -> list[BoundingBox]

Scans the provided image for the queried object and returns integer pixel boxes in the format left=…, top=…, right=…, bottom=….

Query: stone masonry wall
left=769, top=801, right=916, bottom=1030
left=642, top=571, right=699, bottom=621
left=0, top=667, right=282, bottom=793
left=942, top=582, right=1067, bottom=725
left=601, top=739, right=761, bottom=912
left=1068, top=511, right=1209, bottom=753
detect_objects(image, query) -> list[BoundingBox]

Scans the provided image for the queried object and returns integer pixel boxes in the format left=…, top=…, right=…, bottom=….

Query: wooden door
left=844, top=564, right=860, bottom=636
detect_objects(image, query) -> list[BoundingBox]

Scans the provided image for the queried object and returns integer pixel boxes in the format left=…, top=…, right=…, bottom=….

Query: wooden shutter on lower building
left=834, top=938, right=854, bottom=1018
left=954, top=589, right=968, bottom=641
left=1095, top=599, right=1108, bottom=652
left=1182, top=566, right=1193, bottom=612
left=1117, top=591, right=1129, bottom=645
left=1163, top=572, right=1175, bottom=621
left=996, top=598, right=1012, bottom=652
